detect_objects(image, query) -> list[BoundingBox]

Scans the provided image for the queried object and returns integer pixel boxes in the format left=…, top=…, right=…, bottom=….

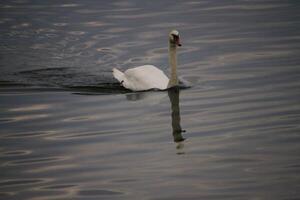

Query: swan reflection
left=126, top=92, right=147, bottom=101
left=126, top=88, right=186, bottom=150
left=168, top=87, right=186, bottom=150
left=126, top=91, right=167, bottom=104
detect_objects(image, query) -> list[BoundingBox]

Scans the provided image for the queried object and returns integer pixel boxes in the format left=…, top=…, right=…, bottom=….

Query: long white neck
left=168, top=43, right=178, bottom=88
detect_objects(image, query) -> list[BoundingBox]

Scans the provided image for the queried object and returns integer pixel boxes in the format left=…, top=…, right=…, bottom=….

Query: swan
left=112, top=30, right=182, bottom=91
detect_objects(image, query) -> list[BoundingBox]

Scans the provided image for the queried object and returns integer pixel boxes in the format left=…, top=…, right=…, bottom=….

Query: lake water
left=1, top=0, right=300, bottom=199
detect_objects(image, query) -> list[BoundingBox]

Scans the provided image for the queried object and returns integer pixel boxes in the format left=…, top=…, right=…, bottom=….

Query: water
left=1, top=0, right=300, bottom=199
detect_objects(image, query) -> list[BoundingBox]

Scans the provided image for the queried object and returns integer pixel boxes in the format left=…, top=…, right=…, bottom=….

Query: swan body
left=113, top=30, right=181, bottom=91
left=113, top=65, right=169, bottom=91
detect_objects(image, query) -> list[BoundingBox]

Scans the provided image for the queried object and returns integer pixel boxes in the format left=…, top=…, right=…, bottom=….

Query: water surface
left=1, top=0, right=300, bottom=199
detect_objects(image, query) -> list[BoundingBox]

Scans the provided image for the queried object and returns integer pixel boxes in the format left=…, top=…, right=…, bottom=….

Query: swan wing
left=112, top=68, right=124, bottom=83
left=123, top=65, right=169, bottom=91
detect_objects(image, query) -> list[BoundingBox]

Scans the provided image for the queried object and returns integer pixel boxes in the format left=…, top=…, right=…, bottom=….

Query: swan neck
left=168, top=43, right=178, bottom=88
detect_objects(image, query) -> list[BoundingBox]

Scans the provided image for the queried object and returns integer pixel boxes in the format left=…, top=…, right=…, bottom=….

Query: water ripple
left=41, top=184, right=77, bottom=190
left=0, top=150, right=31, bottom=157
left=0, top=1, right=300, bottom=199
left=0, top=179, right=46, bottom=188
left=4, top=156, right=66, bottom=166
left=78, top=189, right=123, bottom=196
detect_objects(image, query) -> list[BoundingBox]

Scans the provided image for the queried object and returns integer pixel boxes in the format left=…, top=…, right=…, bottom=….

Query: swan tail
left=112, top=68, right=124, bottom=83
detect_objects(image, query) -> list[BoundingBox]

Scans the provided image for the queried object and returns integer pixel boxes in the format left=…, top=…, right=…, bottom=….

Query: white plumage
left=113, top=65, right=169, bottom=91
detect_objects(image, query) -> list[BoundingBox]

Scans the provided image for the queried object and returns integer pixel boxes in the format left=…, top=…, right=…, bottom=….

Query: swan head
left=169, top=30, right=182, bottom=47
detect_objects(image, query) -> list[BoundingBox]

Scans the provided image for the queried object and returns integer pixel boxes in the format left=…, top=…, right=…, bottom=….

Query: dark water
left=1, top=0, right=300, bottom=199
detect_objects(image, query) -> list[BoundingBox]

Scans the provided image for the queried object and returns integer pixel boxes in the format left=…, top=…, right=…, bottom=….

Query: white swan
left=112, top=30, right=182, bottom=91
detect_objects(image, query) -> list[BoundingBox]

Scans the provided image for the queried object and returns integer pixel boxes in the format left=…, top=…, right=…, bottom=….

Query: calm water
left=1, top=0, right=300, bottom=199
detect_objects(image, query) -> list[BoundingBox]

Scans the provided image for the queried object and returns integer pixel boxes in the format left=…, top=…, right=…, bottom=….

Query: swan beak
left=176, top=37, right=182, bottom=46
